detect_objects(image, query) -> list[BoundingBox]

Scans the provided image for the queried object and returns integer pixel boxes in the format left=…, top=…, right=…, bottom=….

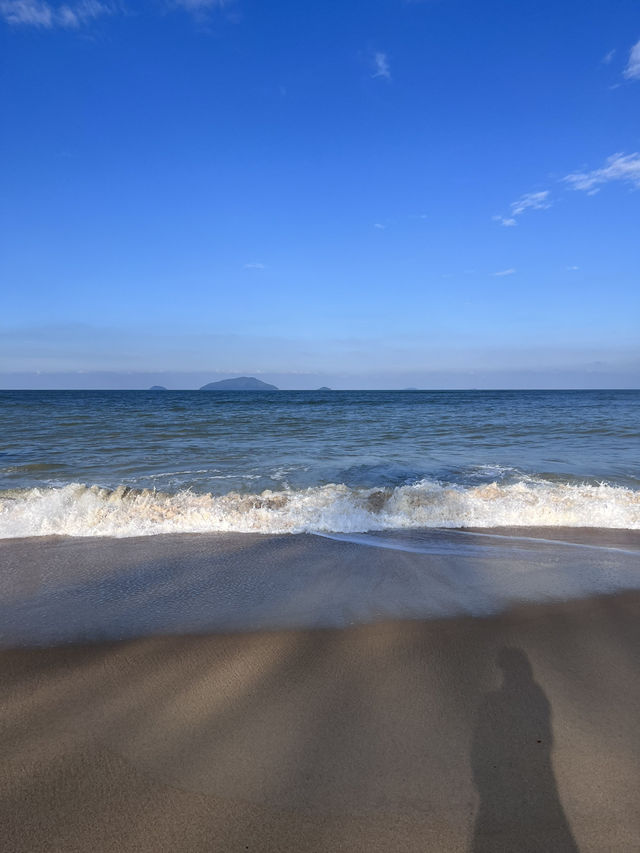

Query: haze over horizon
left=1, top=0, right=639, bottom=389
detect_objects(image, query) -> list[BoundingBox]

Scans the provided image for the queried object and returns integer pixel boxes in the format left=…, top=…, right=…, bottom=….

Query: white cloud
left=567, top=265, right=580, bottom=271
left=63, top=0, right=112, bottom=26
left=623, top=39, right=640, bottom=80
left=243, top=262, right=265, bottom=270
left=564, top=152, right=640, bottom=194
left=0, top=0, right=233, bottom=27
left=373, top=222, right=386, bottom=230
left=0, top=0, right=52, bottom=24
left=174, top=0, right=230, bottom=10
left=602, top=49, right=616, bottom=65
left=511, top=190, right=551, bottom=217
left=494, top=190, right=551, bottom=226
left=0, top=0, right=114, bottom=27
left=372, top=51, right=390, bottom=80
left=491, top=268, right=516, bottom=277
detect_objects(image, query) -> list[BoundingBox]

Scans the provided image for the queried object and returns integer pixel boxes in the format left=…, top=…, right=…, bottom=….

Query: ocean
left=0, top=389, right=638, bottom=540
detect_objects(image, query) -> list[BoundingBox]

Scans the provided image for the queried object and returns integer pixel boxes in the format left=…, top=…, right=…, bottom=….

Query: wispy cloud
left=373, top=222, right=386, bottom=230
left=243, top=262, right=265, bottom=270
left=494, top=190, right=551, bottom=226
left=567, top=265, right=580, bottom=271
left=372, top=51, right=391, bottom=80
left=491, top=268, right=516, bottom=277
left=623, top=38, right=640, bottom=80
left=173, top=0, right=232, bottom=11
left=602, top=48, right=616, bottom=65
left=511, top=191, right=551, bottom=216
left=0, top=0, right=115, bottom=28
left=563, top=152, right=640, bottom=194
left=498, top=151, right=640, bottom=224
left=0, top=0, right=233, bottom=28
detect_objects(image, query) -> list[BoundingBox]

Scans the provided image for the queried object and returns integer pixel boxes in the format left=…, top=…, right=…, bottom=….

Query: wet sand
left=1, top=528, right=639, bottom=644
left=1, top=532, right=639, bottom=850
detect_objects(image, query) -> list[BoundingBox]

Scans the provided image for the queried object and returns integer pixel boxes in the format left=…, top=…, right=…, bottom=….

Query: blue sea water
left=0, top=389, right=638, bottom=537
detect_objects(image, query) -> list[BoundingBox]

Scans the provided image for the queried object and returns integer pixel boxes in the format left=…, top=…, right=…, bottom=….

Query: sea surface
left=0, top=389, right=638, bottom=539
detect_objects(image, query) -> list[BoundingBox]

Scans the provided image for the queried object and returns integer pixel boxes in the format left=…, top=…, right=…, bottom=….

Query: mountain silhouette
left=199, top=377, right=278, bottom=391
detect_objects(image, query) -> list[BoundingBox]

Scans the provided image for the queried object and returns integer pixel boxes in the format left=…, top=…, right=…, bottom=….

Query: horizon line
left=2, top=387, right=638, bottom=393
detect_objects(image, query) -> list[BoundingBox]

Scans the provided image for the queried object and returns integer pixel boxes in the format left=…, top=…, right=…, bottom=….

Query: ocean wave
left=0, top=478, right=639, bottom=538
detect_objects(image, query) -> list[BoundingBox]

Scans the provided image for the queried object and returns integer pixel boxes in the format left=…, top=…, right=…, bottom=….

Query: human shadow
left=471, top=647, right=579, bottom=853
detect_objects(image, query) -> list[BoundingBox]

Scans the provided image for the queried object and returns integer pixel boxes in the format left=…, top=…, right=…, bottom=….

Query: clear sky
left=1, top=0, right=639, bottom=389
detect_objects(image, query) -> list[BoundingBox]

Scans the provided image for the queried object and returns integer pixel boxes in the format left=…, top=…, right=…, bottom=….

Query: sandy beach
left=1, top=531, right=639, bottom=851
left=3, top=0, right=639, bottom=840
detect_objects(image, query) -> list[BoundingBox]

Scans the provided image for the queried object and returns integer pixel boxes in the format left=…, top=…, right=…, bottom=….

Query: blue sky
left=1, top=0, right=639, bottom=388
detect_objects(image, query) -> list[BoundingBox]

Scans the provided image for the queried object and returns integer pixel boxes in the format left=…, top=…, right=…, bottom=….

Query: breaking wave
left=1, top=478, right=639, bottom=539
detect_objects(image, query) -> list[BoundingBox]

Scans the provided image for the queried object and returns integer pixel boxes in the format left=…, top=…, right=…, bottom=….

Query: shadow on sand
left=471, top=647, right=579, bottom=853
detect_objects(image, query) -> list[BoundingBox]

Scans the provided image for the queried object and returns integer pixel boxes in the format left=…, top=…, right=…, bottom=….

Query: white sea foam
left=0, top=478, right=639, bottom=539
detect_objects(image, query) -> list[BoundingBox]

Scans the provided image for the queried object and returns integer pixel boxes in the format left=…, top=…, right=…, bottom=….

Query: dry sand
left=1, top=591, right=639, bottom=851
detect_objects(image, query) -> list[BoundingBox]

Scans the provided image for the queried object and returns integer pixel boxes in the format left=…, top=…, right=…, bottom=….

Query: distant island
left=316, top=386, right=332, bottom=391
left=149, top=385, right=167, bottom=390
left=199, top=376, right=279, bottom=391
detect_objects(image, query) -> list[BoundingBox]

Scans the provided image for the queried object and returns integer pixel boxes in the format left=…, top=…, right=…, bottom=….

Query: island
left=149, top=385, right=167, bottom=390
left=316, top=386, right=332, bottom=391
left=199, top=376, right=279, bottom=391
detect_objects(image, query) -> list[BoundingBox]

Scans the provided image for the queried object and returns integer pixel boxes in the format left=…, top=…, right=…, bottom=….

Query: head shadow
left=470, top=646, right=579, bottom=853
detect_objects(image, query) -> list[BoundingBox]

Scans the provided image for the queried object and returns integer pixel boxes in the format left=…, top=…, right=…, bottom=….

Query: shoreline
left=2, top=593, right=639, bottom=851
left=1, top=527, right=639, bottom=645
